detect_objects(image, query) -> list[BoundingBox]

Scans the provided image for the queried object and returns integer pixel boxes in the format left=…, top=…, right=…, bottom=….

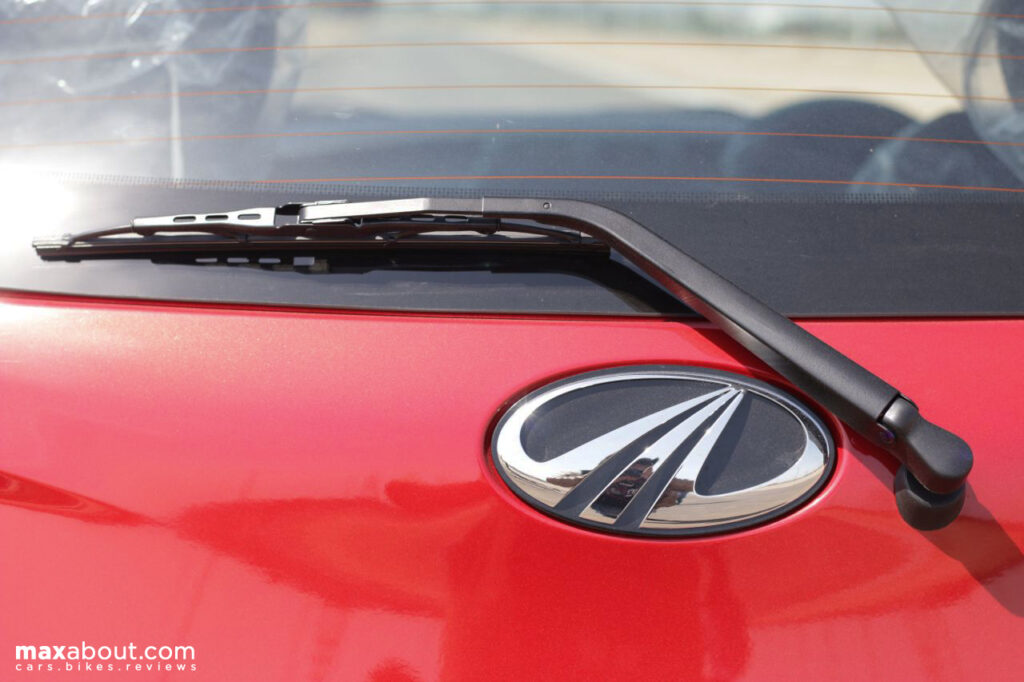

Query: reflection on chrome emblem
left=491, top=366, right=834, bottom=536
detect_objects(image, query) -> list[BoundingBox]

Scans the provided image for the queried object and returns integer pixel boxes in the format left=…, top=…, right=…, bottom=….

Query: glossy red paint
left=1, top=292, right=1022, bottom=681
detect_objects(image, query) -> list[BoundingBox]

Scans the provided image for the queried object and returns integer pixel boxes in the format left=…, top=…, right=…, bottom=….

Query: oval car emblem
left=491, top=366, right=835, bottom=536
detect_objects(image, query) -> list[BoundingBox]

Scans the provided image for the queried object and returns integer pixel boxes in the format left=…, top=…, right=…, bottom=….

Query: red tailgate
left=1, top=292, right=1022, bottom=680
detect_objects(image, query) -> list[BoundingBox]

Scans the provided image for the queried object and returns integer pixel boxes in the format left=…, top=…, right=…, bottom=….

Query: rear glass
left=1, top=0, right=1022, bottom=197
left=1, top=1, right=1022, bottom=318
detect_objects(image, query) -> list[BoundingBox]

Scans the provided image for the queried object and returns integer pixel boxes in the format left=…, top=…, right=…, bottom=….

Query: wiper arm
left=33, top=197, right=972, bottom=529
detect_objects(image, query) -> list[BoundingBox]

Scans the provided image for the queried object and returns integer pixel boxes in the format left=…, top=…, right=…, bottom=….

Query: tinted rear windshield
left=1, top=1, right=1022, bottom=316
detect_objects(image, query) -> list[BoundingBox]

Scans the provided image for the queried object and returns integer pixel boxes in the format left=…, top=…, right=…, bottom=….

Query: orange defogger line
left=3, top=39, right=1024, bottom=67
left=0, top=83, right=982, bottom=108
left=3, top=128, right=1024, bottom=151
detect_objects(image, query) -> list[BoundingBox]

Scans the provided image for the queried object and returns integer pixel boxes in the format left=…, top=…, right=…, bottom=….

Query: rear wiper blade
left=32, top=197, right=972, bottom=529
left=32, top=199, right=603, bottom=260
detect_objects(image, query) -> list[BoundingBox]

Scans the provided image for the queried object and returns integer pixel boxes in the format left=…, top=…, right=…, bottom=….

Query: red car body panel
left=1, top=291, right=1022, bottom=680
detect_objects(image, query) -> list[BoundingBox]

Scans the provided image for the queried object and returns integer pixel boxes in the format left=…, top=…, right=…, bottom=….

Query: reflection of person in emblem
left=585, top=458, right=658, bottom=518
left=614, top=460, right=655, bottom=495
left=653, top=478, right=693, bottom=510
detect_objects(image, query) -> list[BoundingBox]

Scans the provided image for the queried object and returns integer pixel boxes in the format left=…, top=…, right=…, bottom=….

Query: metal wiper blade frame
left=31, top=199, right=600, bottom=259
left=32, top=196, right=972, bottom=529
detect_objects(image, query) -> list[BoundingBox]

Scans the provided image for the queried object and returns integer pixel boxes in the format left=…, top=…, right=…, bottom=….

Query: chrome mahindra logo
left=491, top=366, right=834, bottom=536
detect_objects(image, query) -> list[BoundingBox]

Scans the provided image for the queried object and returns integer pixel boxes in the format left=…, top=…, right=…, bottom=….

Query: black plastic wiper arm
left=34, top=197, right=972, bottom=529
